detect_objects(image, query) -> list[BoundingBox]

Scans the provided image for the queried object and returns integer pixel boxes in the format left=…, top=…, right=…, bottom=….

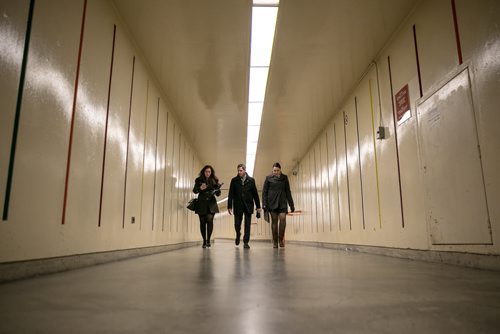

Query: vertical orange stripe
left=62, top=0, right=87, bottom=225
left=368, top=79, right=382, bottom=229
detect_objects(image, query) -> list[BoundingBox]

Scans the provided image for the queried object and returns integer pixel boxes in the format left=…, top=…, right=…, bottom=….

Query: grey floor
left=1, top=240, right=500, bottom=334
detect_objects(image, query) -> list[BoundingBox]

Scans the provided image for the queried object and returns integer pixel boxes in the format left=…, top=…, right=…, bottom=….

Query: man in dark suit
left=227, top=164, right=261, bottom=249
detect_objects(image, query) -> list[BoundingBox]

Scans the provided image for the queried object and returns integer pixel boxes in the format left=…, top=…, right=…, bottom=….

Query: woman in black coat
left=262, top=162, right=295, bottom=248
left=193, top=165, right=222, bottom=248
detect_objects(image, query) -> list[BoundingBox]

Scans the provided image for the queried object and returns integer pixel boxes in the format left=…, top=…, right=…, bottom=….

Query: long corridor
left=1, top=240, right=499, bottom=333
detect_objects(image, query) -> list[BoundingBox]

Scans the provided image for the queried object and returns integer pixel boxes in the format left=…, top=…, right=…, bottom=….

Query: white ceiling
left=113, top=0, right=418, bottom=193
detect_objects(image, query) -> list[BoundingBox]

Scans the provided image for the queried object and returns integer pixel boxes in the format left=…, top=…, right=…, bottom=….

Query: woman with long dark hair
left=262, top=162, right=295, bottom=248
left=193, top=165, right=222, bottom=248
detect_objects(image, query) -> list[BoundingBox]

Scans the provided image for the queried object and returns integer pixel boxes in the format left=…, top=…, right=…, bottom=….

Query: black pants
left=234, top=212, right=252, bottom=244
left=198, top=214, right=214, bottom=243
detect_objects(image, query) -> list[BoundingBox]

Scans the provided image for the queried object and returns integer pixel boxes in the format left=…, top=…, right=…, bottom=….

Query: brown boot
left=279, top=240, right=285, bottom=248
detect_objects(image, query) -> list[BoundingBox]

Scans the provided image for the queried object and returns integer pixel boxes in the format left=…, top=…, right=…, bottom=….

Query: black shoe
left=202, top=242, right=207, bottom=248
left=273, top=242, right=278, bottom=248
left=206, top=241, right=211, bottom=247
left=244, top=243, right=250, bottom=249
left=235, top=237, right=240, bottom=246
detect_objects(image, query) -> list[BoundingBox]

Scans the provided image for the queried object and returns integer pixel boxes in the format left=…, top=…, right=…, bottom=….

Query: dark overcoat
left=227, top=174, right=261, bottom=215
left=193, top=176, right=220, bottom=215
left=262, top=174, right=295, bottom=212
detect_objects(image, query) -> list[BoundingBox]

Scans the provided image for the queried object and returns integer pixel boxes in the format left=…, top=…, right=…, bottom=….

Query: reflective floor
left=1, top=240, right=500, bottom=333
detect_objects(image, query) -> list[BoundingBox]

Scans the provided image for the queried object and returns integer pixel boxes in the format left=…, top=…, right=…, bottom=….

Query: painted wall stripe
left=162, top=112, right=169, bottom=232
left=3, top=0, right=35, bottom=221
left=122, top=55, right=135, bottom=228
left=312, top=149, right=321, bottom=233
left=169, top=123, right=176, bottom=233
left=387, top=56, right=405, bottom=228
left=368, top=79, right=382, bottom=228
left=152, top=97, right=160, bottom=231
left=306, top=152, right=314, bottom=233
left=191, top=154, right=195, bottom=233
left=412, top=24, right=423, bottom=98
left=61, top=0, right=87, bottom=225
left=333, top=123, right=342, bottom=231
left=342, top=111, right=352, bottom=230
left=139, top=80, right=150, bottom=230
left=325, top=131, right=332, bottom=232
left=320, top=143, right=326, bottom=232
left=98, top=24, right=117, bottom=227
left=451, top=0, right=463, bottom=65
left=176, top=132, right=181, bottom=232
left=354, top=97, right=366, bottom=230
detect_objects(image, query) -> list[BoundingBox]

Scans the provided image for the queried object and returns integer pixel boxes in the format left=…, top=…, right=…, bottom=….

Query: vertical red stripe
left=98, top=24, right=117, bottom=227
left=387, top=56, right=405, bottom=228
left=122, top=56, right=135, bottom=228
left=62, top=0, right=87, bottom=225
left=412, top=25, right=423, bottom=98
left=451, top=0, right=463, bottom=65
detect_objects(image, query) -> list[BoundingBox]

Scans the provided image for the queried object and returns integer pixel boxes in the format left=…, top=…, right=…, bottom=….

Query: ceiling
left=113, top=0, right=418, bottom=196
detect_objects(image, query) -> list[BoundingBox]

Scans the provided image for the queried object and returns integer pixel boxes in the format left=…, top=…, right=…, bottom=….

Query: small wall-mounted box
left=376, top=126, right=387, bottom=140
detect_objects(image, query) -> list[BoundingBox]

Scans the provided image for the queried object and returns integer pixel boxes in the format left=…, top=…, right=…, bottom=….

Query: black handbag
left=187, top=198, right=198, bottom=211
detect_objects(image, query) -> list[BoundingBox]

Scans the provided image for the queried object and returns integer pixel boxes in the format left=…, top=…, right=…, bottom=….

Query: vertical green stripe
left=3, top=0, right=36, bottom=221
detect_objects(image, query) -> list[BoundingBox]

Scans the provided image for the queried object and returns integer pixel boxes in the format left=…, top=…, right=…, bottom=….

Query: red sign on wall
left=395, top=84, right=411, bottom=123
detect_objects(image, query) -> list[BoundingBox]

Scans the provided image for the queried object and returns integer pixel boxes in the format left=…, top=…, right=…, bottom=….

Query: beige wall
left=215, top=0, right=500, bottom=256
left=0, top=0, right=201, bottom=263
left=286, top=0, right=500, bottom=255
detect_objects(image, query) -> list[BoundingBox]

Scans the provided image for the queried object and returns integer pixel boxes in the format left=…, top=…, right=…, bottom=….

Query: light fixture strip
left=246, top=2, right=279, bottom=176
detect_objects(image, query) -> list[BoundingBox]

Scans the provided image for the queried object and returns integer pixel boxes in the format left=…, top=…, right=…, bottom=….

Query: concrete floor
left=1, top=240, right=499, bottom=334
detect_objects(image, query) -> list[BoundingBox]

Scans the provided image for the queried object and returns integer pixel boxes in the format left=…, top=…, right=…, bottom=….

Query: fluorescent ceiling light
left=253, top=0, right=279, bottom=5
left=248, top=67, right=269, bottom=102
left=247, top=125, right=260, bottom=143
left=248, top=103, right=263, bottom=126
left=246, top=141, right=258, bottom=155
left=246, top=2, right=278, bottom=176
left=251, top=7, right=278, bottom=67
left=245, top=154, right=256, bottom=176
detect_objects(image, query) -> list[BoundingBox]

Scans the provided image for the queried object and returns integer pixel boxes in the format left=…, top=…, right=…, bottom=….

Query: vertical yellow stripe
left=139, top=80, right=150, bottom=229
left=369, top=79, right=382, bottom=228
